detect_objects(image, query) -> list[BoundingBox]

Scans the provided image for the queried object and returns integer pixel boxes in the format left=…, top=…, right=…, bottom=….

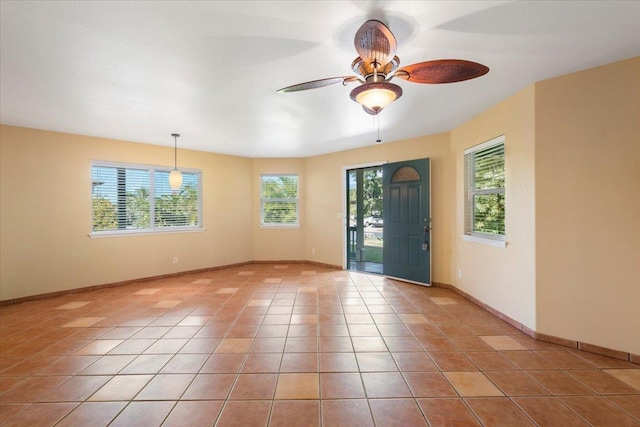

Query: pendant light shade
left=169, top=133, right=182, bottom=190
left=169, top=168, right=182, bottom=190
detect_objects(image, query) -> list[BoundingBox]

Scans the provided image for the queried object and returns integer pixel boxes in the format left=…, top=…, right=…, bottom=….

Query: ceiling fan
left=277, top=20, right=489, bottom=115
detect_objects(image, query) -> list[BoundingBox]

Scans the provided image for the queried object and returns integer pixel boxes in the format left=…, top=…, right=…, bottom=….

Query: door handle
left=422, top=222, right=430, bottom=251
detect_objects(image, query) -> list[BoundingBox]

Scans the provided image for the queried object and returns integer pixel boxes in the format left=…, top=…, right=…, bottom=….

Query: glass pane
left=91, top=166, right=150, bottom=231
left=262, top=175, right=298, bottom=198
left=391, top=166, right=420, bottom=183
left=154, top=171, right=200, bottom=227
left=363, top=168, right=383, bottom=219
left=263, top=201, right=297, bottom=224
left=125, top=169, right=151, bottom=229
left=474, top=144, right=505, bottom=190
left=261, top=175, right=298, bottom=224
left=473, top=193, right=505, bottom=235
left=348, top=171, right=357, bottom=227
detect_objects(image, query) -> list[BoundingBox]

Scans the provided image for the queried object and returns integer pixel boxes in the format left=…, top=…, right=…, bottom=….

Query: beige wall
left=535, top=57, right=640, bottom=354
left=450, top=86, right=537, bottom=330
left=0, top=126, right=253, bottom=300
left=304, top=133, right=454, bottom=285
left=252, top=158, right=306, bottom=261
left=1, top=124, right=453, bottom=300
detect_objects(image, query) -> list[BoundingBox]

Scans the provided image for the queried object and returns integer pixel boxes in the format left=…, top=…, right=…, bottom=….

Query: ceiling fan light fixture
left=350, top=81, right=402, bottom=115
left=278, top=20, right=488, bottom=117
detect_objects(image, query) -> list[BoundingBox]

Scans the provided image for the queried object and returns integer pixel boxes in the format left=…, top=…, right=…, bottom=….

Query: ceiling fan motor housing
left=351, top=56, right=400, bottom=81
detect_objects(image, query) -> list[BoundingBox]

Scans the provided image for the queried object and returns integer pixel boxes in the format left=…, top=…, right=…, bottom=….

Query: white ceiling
left=1, top=1, right=639, bottom=158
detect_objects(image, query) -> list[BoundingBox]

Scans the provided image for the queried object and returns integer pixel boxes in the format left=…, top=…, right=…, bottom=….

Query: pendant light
left=169, top=133, right=183, bottom=190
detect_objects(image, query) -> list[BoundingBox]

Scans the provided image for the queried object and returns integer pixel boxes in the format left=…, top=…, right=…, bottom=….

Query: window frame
left=260, top=174, right=300, bottom=227
left=463, top=135, right=506, bottom=247
left=90, top=160, right=203, bottom=237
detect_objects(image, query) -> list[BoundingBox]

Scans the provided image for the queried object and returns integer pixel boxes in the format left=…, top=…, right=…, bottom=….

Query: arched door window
left=391, top=166, right=420, bottom=183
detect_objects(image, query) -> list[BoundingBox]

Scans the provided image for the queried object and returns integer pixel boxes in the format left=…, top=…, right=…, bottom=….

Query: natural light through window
left=261, top=174, right=299, bottom=226
left=464, top=136, right=505, bottom=245
left=91, top=161, right=202, bottom=236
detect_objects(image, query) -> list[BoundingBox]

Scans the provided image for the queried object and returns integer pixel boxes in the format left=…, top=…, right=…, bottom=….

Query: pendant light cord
left=171, top=133, right=180, bottom=169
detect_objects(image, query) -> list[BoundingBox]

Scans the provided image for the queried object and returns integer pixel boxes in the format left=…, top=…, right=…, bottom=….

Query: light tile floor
left=1, top=264, right=639, bottom=426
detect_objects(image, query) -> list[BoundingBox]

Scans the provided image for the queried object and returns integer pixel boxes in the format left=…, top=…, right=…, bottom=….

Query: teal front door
left=382, top=159, right=431, bottom=285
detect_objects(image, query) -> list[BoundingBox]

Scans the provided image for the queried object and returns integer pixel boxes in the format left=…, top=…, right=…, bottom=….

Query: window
left=91, top=161, right=202, bottom=235
left=464, top=136, right=505, bottom=243
left=391, top=166, right=420, bottom=183
left=261, top=174, right=299, bottom=226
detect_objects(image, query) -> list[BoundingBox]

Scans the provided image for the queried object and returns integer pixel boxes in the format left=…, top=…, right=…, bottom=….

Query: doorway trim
left=341, top=161, right=386, bottom=269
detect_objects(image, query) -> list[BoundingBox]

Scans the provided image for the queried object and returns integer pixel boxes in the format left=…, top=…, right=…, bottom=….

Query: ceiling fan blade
left=354, top=20, right=397, bottom=68
left=277, top=76, right=357, bottom=93
left=395, top=59, right=489, bottom=84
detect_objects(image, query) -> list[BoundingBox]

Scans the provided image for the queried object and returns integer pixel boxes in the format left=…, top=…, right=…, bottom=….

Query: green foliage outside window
left=92, top=185, right=199, bottom=231
left=155, top=185, right=199, bottom=227
left=261, top=175, right=298, bottom=224
left=473, top=193, right=505, bottom=235
left=466, top=140, right=505, bottom=238
left=347, top=168, right=383, bottom=224
left=473, top=148, right=505, bottom=235
left=91, top=164, right=200, bottom=233
left=363, top=169, right=383, bottom=217
left=92, top=197, right=117, bottom=230
left=127, top=187, right=150, bottom=229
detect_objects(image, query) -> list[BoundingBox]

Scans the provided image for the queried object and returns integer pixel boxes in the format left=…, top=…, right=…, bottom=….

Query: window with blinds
left=91, top=162, right=202, bottom=235
left=261, top=174, right=299, bottom=226
left=464, top=136, right=505, bottom=240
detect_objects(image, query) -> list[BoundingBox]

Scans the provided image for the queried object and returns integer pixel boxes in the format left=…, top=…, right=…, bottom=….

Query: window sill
left=89, top=227, right=205, bottom=238
left=260, top=224, right=301, bottom=229
left=462, top=234, right=507, bottom=248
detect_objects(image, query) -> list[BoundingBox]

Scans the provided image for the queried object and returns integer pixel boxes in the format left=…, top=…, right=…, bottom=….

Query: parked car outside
left=364, top=214, right=383, bottom=227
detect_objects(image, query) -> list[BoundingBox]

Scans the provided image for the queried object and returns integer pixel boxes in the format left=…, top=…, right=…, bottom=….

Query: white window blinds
left=464, top=136, right=505, bottom=239
left=261, top=175, right=299, bottom=225
left=91, top=162, right=201, bottom=234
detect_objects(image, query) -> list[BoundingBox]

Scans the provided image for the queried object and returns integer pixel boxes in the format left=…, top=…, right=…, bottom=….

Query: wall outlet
left=173, top=257, right=178, bottom=264
left=311, top=248, right=316, bottom=254
left=457, top=269, right=462, bottom=279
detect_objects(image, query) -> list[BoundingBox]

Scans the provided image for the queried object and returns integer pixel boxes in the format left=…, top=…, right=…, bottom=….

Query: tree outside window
left=464, top=137, right=505, bottom=240
left=91, top=163, right=201, bottom=234
left=261, top=175, right=299, bottom=225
